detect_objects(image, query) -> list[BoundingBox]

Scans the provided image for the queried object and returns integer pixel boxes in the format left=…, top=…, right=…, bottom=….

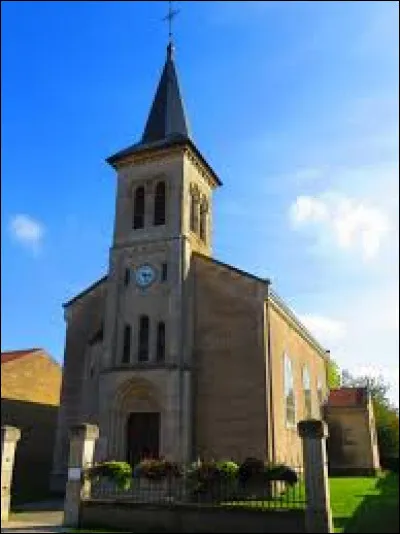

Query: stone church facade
left=51, top=42, right=330, bottom=491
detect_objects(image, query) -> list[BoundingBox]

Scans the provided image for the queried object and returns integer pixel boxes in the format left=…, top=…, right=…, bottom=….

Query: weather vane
left=162, top=1, right=180, bottom=46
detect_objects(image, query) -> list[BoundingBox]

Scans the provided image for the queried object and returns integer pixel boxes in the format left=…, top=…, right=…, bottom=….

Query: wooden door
left=126, top=412, right=160, bottom=466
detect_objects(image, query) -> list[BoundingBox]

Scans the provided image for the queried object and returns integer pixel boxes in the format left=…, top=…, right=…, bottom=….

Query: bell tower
left=99, top=35, right=221, bottom=463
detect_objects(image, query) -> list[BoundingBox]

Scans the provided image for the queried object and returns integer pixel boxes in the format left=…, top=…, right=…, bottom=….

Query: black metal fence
left=88, top=465, right=305, bottom=511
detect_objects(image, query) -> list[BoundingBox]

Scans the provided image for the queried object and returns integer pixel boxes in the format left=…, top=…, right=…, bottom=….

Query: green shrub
left=85, top=461, right=132, bottom=490
left=216, top=460, right=239, bottom=479
left=238, top=457, right=265, bottom=485
left=238, top=458, right=299, bottom=487
left=185, top=460, right=223, bottom=495
left=264, top=464, right=299, bottom=486
left=380, top=456, right=399, bottom=473
left=134, top=459, right=183, bottom=480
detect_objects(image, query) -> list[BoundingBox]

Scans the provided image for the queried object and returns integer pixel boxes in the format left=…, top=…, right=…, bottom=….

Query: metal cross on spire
left=163, top=1, right=180, bottom=47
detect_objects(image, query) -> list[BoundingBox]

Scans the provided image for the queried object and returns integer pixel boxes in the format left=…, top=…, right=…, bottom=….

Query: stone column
left=1, top=426, right=21, bottom=522
left=63, top=424, right=99, bottom=528
left=298, top=419, right=333, bottom=534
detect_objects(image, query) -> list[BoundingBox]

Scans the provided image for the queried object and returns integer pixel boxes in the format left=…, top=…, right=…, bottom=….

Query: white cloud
left=9, top=214, right=45, bottom=254
left=290, top=195, right=329, bottom=225
left=298, top=285, right=399, bottom=405
left=289, top=193, right=390, bottom=260
left=299, top=314, right=347, bottom=346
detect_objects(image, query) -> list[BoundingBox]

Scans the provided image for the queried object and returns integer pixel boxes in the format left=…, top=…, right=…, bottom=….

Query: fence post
left=63, top=423, right=99, bottom=528
left=298, top=419, right=333, bottom=533
left=1, top=426, right=21, bottom=522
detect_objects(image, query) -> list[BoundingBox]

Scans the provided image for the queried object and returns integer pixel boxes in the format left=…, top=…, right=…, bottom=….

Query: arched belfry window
left=154, top=181, right=166, bottom=226
left=190, top=185, right=200, bottom=234
left=302, top=365, right=312, bottom=419
left=133, top=186, right=145, bottom=229
left=284, top=352, right=296, bottom=426
left=200, top=197, right=208, bottom=243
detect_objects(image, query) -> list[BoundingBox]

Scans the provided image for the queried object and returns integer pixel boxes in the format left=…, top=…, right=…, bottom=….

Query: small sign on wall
left=68, top=467, right=81, bottom=481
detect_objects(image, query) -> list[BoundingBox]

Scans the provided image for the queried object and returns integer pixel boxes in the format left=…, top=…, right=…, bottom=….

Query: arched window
left=122, top=324, right=131, bottom=364
left=190, top=193, right=196, bottom=232
left=156, top=321, right=165, bottom=362
left=284, top=353, right=296, bottom=426
left=302, top=365, right=312, bottom=419
left=190, top=186, right=200, bottom=234
left=133, top=186, right=145, bottom=229
left=154, top=181, right=166, bottom=226
left=138, top=315, right=149, bottom=362
left=200, top=198, right=208, bottom=242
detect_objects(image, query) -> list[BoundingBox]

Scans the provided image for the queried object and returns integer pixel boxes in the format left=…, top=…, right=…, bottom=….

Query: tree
left=341, top=371, right=399, bottom=466
left=326, top=358, right=341, bottom=389
left=341, top=371, right=389, bottom=404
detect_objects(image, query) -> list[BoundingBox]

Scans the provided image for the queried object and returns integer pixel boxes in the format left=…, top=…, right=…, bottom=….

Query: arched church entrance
left=126, top=411, right=160, bottom=465
left=109, top=376, right=163, bottom=463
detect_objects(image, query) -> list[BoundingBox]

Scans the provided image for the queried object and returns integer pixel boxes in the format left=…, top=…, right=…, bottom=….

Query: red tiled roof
left=328, top=387, right=368, bottom=407
left=1, top=348, right=42, bottom=365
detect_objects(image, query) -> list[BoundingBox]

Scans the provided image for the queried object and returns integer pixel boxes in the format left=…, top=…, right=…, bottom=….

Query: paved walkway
left=1, top=501, right=67, bottom=533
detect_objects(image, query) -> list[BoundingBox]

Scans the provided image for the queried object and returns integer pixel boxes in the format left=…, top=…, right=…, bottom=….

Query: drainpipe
left=265, top=281, right=276, bottom=465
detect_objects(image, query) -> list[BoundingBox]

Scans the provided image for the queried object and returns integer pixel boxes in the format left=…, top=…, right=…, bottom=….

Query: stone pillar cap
left=69, top=423, right=99, bottom=441
left=298, top=419, right=329, bottom=439
left=1, top=426, right=21, bottom=442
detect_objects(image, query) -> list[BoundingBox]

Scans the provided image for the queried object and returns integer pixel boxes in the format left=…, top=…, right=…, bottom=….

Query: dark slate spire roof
left=141, top=43, right=190, bottom=144
left=106, top=43, right=222, bottom=186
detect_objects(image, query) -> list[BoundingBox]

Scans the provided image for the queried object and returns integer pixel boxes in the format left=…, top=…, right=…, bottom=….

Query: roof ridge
left=1, top=348, right=42, bottom=355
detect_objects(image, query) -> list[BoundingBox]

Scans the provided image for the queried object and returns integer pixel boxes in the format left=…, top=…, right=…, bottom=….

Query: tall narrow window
left=190, top=190, right=199, bottom=233
left=190, top=193, right=196, bottom=232
left=156, top=321, right=166, bottom=362
left=302, top=365, right=312, bottom=419
left=133, top=186, right=145, bottom=229
left=154, top=181, right=166, bottom=226
left=284, top=353, right=296, bottom=426
left=200, top=200, right=207, bottom=242
left=122, top=324, right=131, bottom=364
left=138, top=315, right=149, bottom=361
left=124, top=268, right=130, bottom=287
left=161, top=262, right=168, bottom=282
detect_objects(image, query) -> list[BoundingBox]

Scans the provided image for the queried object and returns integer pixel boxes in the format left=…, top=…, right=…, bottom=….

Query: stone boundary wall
left=79, top=499, right=306, bottom=533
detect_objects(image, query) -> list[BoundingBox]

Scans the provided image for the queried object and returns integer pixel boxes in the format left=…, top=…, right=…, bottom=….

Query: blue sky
left=2, top=1, right=399, bottom=403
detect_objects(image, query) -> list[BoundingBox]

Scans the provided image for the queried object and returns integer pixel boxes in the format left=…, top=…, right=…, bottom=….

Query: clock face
left=135, top=264, right=156, bottom=288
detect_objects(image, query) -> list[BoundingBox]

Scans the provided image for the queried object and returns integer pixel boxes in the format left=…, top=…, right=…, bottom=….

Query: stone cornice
left=267, top=290, right=328, bottom=360
left=113, top=145, right=183, bottom=170
left=110, top=139, right=222, bottom=188
left=184, top=148, right=220, bottom=189
left=63, top=275, right=108, bottom=309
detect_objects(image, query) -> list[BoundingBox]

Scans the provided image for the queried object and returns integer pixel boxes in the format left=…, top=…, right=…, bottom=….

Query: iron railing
left=87, top=465, right=306, bottom=511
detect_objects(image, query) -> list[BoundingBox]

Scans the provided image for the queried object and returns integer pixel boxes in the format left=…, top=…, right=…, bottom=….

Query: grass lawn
left=330, top=472, right=399, bottom=533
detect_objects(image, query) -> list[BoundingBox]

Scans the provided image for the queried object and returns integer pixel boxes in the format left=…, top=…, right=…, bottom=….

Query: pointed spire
left=141, top=44, right=191, bottom=144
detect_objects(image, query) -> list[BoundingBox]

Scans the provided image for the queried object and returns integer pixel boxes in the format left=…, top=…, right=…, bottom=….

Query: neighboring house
left=51, top=40, right=331, bottom=492
left=325, top=387, right=380, bottom=475
left=1, top=348, right=62, bottom=500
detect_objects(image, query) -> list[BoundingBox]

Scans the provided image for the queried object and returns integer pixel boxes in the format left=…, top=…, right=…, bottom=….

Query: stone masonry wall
left=268, top=301, right=328, bottom=466
left=191, top=254, right=268, bottom=461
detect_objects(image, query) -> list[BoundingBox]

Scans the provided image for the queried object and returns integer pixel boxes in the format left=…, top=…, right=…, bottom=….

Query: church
left=50, top=37, right=333, bottom=492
